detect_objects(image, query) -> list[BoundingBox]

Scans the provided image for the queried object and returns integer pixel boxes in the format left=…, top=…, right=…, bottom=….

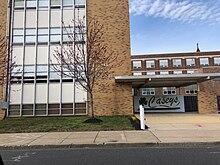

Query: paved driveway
left=136, top=113, right=220, bottom=142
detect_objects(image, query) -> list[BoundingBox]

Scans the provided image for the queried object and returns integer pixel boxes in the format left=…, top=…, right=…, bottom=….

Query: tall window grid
left=9, top=0, right=87, bottom=117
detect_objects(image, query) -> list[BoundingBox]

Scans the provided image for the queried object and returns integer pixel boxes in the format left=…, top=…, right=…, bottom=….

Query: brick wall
left=198, top=90, right=218, bottom=114
left=87, top=0, right=133, bottom=116
left=0, top=0, right=7, bottom=119
left=197, top=67, right=220, bottom=114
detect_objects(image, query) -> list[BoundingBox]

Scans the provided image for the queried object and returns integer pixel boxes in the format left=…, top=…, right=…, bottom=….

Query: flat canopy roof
left=115, top=73, right=220, bottom=88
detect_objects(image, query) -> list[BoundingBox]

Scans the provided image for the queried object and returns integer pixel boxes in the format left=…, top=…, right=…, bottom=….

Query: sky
left=129, top=0, right=220, bottom=55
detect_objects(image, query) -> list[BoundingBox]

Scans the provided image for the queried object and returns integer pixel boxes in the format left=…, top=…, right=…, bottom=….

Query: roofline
left=115, top=73, right=220, bottom=88
left=131, top=51, right=220, bottom=58
left=116, top=73, right=220, bottom=80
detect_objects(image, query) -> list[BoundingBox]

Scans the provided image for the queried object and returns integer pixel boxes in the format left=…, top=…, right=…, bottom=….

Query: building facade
left=0, top=0, right=133, bottom=118
left=131, top=51, right=220, bottom=113
left=1, top=0, right=219, bottom=118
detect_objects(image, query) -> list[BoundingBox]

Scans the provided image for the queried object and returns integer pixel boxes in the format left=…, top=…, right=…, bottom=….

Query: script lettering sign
left=134, top=95, right=185, bottom=112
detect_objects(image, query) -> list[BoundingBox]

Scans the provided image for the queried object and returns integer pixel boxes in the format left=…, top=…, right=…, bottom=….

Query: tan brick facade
left=197, top=67, right=220, bottom=114
left=132, top=52, right=220, bottom=114
left=87, top=0, right=133, bottom=116
left=0, top=0, right=8, bottom=119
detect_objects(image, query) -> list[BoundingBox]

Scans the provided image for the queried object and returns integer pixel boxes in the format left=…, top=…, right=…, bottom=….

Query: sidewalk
left=0, top=113, right=220, bottom=149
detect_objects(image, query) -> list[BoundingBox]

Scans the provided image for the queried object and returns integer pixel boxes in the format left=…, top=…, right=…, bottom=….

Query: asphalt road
left=1, top=146, right=220, bottom=165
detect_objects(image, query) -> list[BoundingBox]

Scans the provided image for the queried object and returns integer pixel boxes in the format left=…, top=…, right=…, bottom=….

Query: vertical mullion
left=7, top=0, right=14, bottom=117
left=73, top=0, right=76, bottom=115
left=46, top=0, right=51, bottom=116
left=20, top=0, right=27, bottom=117
left=33, top=0, right=39, bottom=116
left=60, top=0, right=63, bottom=115
left=85, top=0, right=88, bottom=115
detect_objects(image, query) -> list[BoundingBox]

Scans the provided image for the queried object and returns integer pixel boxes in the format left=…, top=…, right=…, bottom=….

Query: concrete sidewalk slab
left=62, top=132, right=98, bottom=145
left=0, top=133, right=46, bottom=147
left=94, top=131, right=127, bottom=144
left=25, top=132, right=72, bottom=146
left=124, top=131, right=159, bottom=143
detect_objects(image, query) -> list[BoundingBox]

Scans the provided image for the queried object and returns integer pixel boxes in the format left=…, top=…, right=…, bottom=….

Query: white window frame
left=160, top=71, right=169, bottom=75
left=133, top=72, right=142, bottom=76
left=163, top=87, right=176, bottom=95
left=187, top=70, right=194, bottom=74
left=200, top=58, right=209, bottom=66
left=160, top=59, right=168, bottom=68
left=185, top=89, right=198, bottom=94
left=214, top=57, right=220, bottom=65
left=133, top=61, right=142, bottom=69
left=173, top=59, right=182, bottom=67
left=142, top=88, right=155, bottom=96
left=186, top=58, right=195, bottom=67
left=146, top=60, right=155, bottom=68
left=147, top=71, right=155, bottom=76
left=173, top=71, right=182, bottom=75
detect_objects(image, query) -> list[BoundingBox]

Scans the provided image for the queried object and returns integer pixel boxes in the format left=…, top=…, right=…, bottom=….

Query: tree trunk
left=89, top=92, right=95, bottom=119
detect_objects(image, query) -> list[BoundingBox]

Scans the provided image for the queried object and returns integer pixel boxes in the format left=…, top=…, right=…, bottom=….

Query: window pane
left=13, top=36, right=23, bottom=43
left=187, top=70, right=194, bottom=74
left=37, top=65, right=48, bottom=76
left=75, top=0, right=85, bottom=5
left=37, top=65, right=47, bottom=72
left=24, top=65, right=35, bottom=72
left=173, top=59, right=181, bottom=67
left=14, top=11, right=24, bottom=28
left=160, top=60, right=168, bottom=67
left=26, top=36, right=36, bottom=43
left=51, top=10, right=61, bottom=27
left=142, top=88, right=155, bottom=95
left=200, top=58, right=209, bottom=66
left=15, top=0, right=24, bottom=7
left=173, top=71, right=182, bottom=75
left=26, top=29, right=36, bottom=35
left=51, top=28, right=60, bottom=34
left=26, top=0, right=36, bottom=7
left=163, top=87, right=176, bottom=95
left=63, top=34, right=71, bottom=42
left=50, top=35, right=61, bottom=42
left=13, top=29, right=23, bottom=35
left=38, top=10, right=49, bottom=27
left=39, top=0, right=49, bottom=7
left=147, top=72, right=155, bottom=75
left=50, top=72, right=60, bottom=79
left=146, top=60, right=155, bottom=68
left=186, top=59, right=195, bottom=66
left=133, top=61, right=141, bottom=68
left=51, top=0, right=61, bottom=6
left=38, top=36, right=48, bottom=42
left=38, top=28, right=48, bottom=35
left=214, top=57, right=220, bottom=65
left=63, top=0, right=73, bottom=6
left=133, top=72, right=142, bottom=76
left=160, top=71, right=169, bottom=75
left=26, top=10, right=37, bottom=28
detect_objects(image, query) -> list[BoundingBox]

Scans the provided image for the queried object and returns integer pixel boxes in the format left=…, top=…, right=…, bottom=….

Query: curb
left=1, top=141, right=220, bottom=150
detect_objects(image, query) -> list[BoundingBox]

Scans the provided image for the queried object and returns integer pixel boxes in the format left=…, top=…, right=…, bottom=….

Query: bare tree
left=0, top=24, right=15, bottom=112
left=0, top=33, right=7, bottom=87
left=53, top=18, right=118, bottom=119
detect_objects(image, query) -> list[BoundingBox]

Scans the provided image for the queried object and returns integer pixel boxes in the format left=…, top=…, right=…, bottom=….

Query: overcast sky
left=129, top=0, right=220, bottom=55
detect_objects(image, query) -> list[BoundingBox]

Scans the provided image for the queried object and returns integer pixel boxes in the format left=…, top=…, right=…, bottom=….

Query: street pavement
left=0, top=113, right=220, bottom=148
left=2, top=147, right=220, bottom=165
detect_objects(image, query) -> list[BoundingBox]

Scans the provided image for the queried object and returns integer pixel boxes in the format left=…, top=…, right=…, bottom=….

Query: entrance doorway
left=217, top=96, right=220, bottom=113
left=184, top=96, right=198, bottom=112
